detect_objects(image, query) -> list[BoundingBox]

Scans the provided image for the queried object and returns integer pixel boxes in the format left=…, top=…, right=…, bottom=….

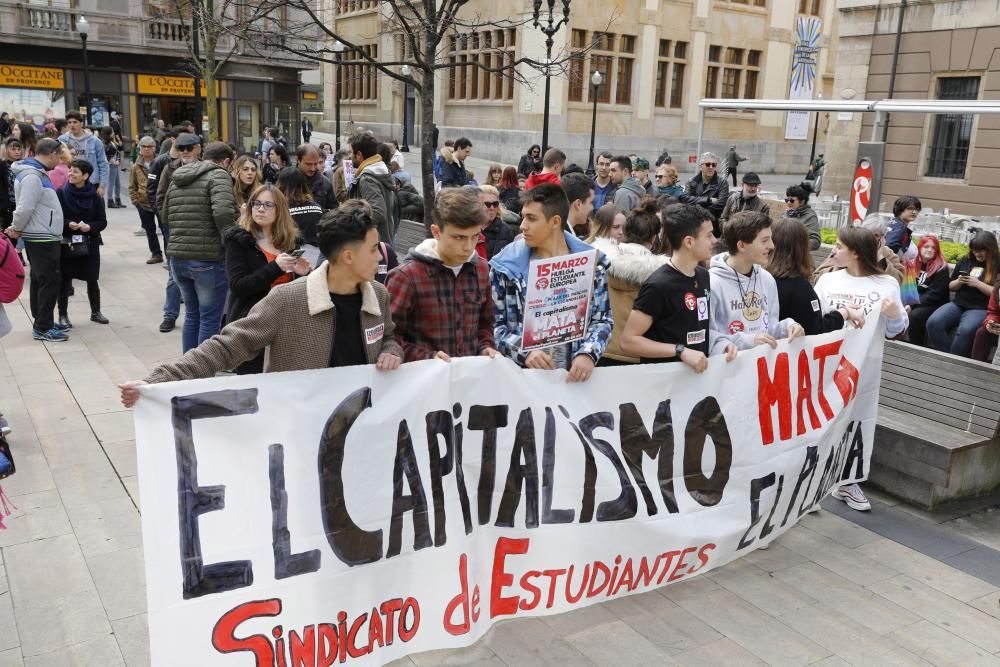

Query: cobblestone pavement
left=0, top=193, right=998, bottom=666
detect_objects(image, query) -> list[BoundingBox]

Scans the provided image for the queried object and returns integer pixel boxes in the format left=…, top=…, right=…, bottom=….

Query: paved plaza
left=0, top=195, right=998, bottom=666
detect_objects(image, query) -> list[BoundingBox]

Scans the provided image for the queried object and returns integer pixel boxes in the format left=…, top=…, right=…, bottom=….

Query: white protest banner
left=521, top=249, right=596, bottom=351
left=136, top=324, right=884, bottom=666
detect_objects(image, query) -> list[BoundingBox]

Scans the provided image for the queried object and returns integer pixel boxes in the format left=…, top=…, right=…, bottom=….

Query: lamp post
left=400, top=64, right=411, bottom=152
left=76, top=16, right=91, bottom=123
left=809, top=92, right=823, bottom=167
left=585, top=70, right=603, bottom=177
left=532, top=0, right=571, bottom=154
left=333, top=40, right=346, bottom=150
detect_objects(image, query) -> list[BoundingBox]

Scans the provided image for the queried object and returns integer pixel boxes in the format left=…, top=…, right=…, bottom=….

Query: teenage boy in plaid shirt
left=489, top=183, right=612, bottom=382
left=386, top=187, right=497, bottom=361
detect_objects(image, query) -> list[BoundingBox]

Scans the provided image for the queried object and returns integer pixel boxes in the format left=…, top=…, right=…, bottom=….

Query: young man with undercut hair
left=708, top=211, right=803, bottom=356
left=621, top=203, right=730, bottom=371
left=387, top=187, right=496, bottom=362
left=560, top=172, right=595, bottom=239
left=525, top=147, right=566, bottom=190
left=610, top=155, right=645, bottom=212
left=490, top=183, right=612, bottom=381
left=119, top=204, right=403, bottom=407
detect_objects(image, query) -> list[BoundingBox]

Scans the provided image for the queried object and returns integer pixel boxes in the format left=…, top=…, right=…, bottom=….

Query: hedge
left=818, top=227, right=969, bottom=264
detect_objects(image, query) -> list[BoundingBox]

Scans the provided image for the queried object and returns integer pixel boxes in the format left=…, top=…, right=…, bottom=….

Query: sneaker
left=33, top=328, right=69, bottom=342
left=832, top=483, right=871, bottom=511
left=159, top=318, right=175, bottom=333
left=0, top=414, right=10, bottom=437
left=146, top=254, right=163, bottom=265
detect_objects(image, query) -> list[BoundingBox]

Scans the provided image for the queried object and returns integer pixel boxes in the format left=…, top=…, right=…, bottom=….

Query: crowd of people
left=0, top=119, right=997, bottom=510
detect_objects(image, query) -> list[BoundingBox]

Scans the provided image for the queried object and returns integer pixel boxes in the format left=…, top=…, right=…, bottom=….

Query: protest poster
left=135, top=324, right=884, bottom=666
left=521, top=249, right=597, bottom=351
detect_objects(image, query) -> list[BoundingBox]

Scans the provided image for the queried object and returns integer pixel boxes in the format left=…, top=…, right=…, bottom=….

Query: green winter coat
left=161, top=160, right=238, bottom=261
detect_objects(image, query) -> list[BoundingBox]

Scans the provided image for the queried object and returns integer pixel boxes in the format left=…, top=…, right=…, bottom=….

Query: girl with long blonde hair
left=231, top=155, right=262, bottom=209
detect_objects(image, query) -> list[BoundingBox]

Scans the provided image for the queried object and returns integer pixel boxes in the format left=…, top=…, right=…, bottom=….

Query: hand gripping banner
left=135, top=325, right=884, bottom=665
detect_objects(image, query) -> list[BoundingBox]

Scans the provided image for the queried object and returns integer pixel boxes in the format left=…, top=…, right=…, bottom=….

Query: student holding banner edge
left=119, top=205, right=402, bottom=407
left=386, top=187, right=497, bottom=362
left=489, top=183, right=612, bottom=382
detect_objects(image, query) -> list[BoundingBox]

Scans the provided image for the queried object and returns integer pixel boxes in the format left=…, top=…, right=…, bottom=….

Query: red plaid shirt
left=386, top=248, right=495, bottom=361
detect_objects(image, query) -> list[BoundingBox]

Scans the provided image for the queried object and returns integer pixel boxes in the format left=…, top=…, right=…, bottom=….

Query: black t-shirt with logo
left=952, top=257, right=991, bottom=310
left=632, top=263, right=711, bottom=363
left=329, top=291, right=367, bottom=367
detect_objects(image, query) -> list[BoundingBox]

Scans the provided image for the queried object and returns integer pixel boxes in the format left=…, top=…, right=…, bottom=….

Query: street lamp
left=333, top=40, right=346, bottom=150
left=532, top=0, right=571, bottom=154
left=809, top=92, right=824, bottom=167
left=585, top=70, right=603, bottom=177
left=76, top=16, right=91, bottom=123
left=400, top=64, right=411, bottom=152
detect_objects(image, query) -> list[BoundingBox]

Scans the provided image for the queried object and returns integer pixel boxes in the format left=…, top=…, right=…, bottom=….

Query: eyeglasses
left=140, top=144, right=156, bottom=148
left=702, top=163, right=717, bottom=167
left=250, top=200, right=276, bottom=210
left=484, top=201, right=500, bottom=208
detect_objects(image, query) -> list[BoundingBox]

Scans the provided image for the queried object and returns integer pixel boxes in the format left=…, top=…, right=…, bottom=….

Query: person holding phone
left=972, top=283, right=1000, bottom=362
left=223, top=183, right=308, bottom=374
left=926, top=230, right=999, bottom=357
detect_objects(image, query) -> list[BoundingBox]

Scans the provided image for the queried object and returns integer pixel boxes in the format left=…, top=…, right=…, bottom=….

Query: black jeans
left=138, top=206, right=161, bottom=256
left=727, top=168, right=738, bottom=187
left=25, top=241, right=61, bottom=332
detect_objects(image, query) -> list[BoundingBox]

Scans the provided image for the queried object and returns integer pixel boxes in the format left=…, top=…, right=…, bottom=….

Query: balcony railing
left=145, top=19, right=190, bottom=44
left=19, top=5, right=79, bottom=34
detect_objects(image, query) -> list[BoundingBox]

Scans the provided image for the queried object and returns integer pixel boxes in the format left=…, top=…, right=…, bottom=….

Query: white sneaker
left=832, top=483, right=871, bottom=511
left=757, top=542, right=770, bottom=550
left=807, top=503, right=821, bottom=514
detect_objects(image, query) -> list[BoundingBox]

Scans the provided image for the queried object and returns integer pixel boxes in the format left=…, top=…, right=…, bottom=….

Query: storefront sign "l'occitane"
left=0, top=65, right=64, bottom=90
left=137, top=74, right=220, bottom=97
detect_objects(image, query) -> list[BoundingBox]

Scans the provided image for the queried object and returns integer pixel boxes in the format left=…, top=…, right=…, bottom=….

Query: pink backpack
left=0, top=234, right=25, bottom=304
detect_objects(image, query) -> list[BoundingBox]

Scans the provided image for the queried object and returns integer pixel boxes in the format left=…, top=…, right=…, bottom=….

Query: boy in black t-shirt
left=621, top=203, right=736, bottom=371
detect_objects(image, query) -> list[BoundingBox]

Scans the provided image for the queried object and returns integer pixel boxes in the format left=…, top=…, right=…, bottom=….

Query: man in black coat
left=679, top=152, right=729, bottom=235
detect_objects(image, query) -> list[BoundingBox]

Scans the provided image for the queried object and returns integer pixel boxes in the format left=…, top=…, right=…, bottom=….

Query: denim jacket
left=58, top=133, right=109, bottom=188
left=489, top=231, right=613, bottom=366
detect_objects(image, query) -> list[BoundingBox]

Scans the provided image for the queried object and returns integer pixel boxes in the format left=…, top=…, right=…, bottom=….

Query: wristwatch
left=675, top=344, right=686, bottom=358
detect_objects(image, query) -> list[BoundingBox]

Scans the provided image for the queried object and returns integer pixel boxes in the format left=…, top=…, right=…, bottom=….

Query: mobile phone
left=290, top=249, right=305, bottom=258
left=958, top=271, right=969, bottom=278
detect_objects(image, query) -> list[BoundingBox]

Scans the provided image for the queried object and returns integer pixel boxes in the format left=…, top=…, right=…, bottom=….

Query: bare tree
left=227, top=0, right=612, bottom=223
left=148, top=0, right=241, bottom=141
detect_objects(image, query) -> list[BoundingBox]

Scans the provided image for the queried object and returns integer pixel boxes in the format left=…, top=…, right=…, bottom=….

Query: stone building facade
left=825, top=0, right=1000, bottom=215
left=322, top=0, right=839, bottom=173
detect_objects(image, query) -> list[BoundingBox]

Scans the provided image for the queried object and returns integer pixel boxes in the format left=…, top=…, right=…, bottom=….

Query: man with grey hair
left=130, top=135, right=163, bottom=264
left=680, top=151, right=729, bottom=234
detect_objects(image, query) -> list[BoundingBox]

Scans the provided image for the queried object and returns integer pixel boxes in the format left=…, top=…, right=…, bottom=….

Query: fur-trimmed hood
left=589, top=238, right=667, bottom=285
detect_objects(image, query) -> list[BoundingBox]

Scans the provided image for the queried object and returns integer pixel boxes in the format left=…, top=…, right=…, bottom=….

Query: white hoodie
left=813, top=269, right=908, bottom=337
left=708, top=252, right=796, bottom=355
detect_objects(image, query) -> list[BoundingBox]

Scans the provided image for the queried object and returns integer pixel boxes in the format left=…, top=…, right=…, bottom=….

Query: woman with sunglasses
left=223, top=183, right=309, bottom=374
left=782, top=184, right=820, bottom=250
left=517, top=144, right=542, bottom=178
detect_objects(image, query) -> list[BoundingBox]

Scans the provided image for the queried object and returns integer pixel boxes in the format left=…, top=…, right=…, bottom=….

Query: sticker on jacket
left=811, top=299, right=821, bottom=312
left=728, top=320, right=744, bottom=334
left=684, top=292, right=697, bottom=311
left=364, top=324, right=384, bottom=345
left=687, top=329, right=706, bottom=345
left=697, top=296, right=709, bottom=321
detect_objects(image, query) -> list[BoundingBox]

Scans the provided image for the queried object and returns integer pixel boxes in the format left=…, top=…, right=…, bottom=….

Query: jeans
left=971, top=326, right=998, bottom=362
left=106, top=166, right=121, bottom=202
left=169, top=258, right=227, bottom=353
left=24, top=241, right=61, bottom=332
left=161, top=221, right=180, bottom=321
left=138, top=206, right=161, bottom=256
left=926, top=302, right=986, bottom=357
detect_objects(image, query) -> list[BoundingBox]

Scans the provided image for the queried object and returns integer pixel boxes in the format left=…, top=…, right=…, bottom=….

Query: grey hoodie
left=707, top=252, right=796, bottom=355
left=10, top=159, right=63, bottom=242
left=612, top=177, right=646, bottom=212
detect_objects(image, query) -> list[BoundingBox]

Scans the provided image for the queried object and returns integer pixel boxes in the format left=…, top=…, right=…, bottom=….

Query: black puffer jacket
left=223, top=226, right=301, bottom=324
left=482, top=218, right=515, bottom=259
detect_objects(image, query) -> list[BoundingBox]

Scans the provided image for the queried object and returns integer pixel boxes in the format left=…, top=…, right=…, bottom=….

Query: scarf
left=61, top=181, right=97, bottom=220
left=785, top=203, right=810, bottom=219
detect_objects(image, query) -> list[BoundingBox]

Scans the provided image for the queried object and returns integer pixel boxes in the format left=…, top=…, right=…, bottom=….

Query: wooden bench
left=869, top=340, right=1000, bottom=509
left=393, top=219, right=429, bottom=257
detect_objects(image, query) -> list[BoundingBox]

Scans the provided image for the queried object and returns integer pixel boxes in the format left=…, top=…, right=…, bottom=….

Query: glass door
left=237, top=103, right=260, bottom=154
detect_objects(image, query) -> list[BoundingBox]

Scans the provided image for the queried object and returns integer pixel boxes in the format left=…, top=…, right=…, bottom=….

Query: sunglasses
left=251, top=200, right=276, bottom=210
left=178, top=146, right=196, bottom=152
left=784, top=198, right=798, bottom=204
left=655, top=174, right=669, bottom=180
left=702, top=163, right=717, bottom=167
left=484, top=201, right=500, bottom=208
